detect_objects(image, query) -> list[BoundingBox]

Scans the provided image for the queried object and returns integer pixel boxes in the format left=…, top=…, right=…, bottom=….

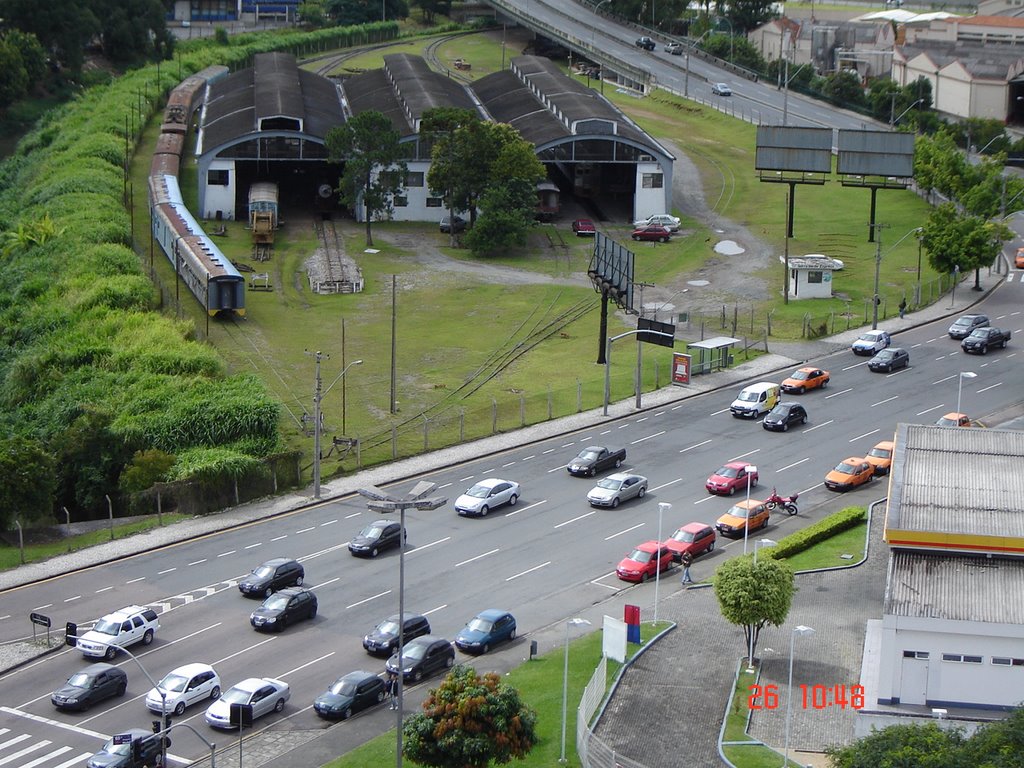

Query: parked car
left=961, top=326, right=1010, bottom=354
left=865, top=440, right=895, bottom=476
left=363, top=613, right=432, bottom=656
left=51, top=663, right=127, bottom=711
left=663, top=522, right=717, bottom=561
left=86, top=728, right=161, bottom=768
left=238, top=558, right=304, bottom=598
left=665, top=42, right=685, bottom=54
left=631, top=225, right=672, bottom=242
left=567, top=445, right=626, bottom=477
left=851, top=330, right=890, bottom=355
left=146, top=663, right=221, bottom=715
left=205, top=677, right=290, bottom=728
left=711, top=82, right=732, bottom=96
left=780, top=367, right=829, bottom=394
left=250, top=587, right=318, bottom=631
left=439, top=215, right=466, bottom=234
left=705, top=462, right=758, bottom=496
left=314, top=671, right=386, bottom=720
left=1016, top=247, right=1024, bottom=269
left=824, top=457, right=874, bottom=491
left=632, top=213, right=681, bottom=231
left=615, top=541, right=673, bottom=582
left=454, top=478, right=520, bottom=517
left=635, top=36, right=656, bottom=50
left=572, top=218, right=596, bottom=236
left=948, top=313, right=988, bottom=339
left=76, top=605, right=160, bottom=660
left=587, top=472, right=648, bottom=508
left=936, top=412, right=972, bottom=427
left=349, top=519, right=405, bottom=557
left=762, top=402, right=808, bottom=431
left=868, top=347, right=909, bottom=372
left=454, top=609, right=517, bottom=654
left=715, top=499, right=769, bottom=537
left=386, top=636, right=456, bottom=683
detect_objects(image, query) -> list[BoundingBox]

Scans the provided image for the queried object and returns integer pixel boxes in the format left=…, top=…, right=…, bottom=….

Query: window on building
left=942, top=653, right=982, bottom=663
left=992, top=657, right=1024, bottom=666
left=405, top=172, right=424, bottom=187
left=641, top=173, right=663, bottom=189
left=208, top=169, right=229, bottom=186
left=394, top=196, right=408, bottom=207
left=903, top=650, right=929, bottom=659
left=807, top=271, right=823, bottom=284
left=426, top=197, right=443, bottom=208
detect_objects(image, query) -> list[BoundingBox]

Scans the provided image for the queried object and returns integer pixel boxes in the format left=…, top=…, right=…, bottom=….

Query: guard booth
left=687, top=336, right=740, bottom=374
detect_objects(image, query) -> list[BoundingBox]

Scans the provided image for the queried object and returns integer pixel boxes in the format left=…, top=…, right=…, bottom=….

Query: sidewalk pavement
left=0, top=275, right=996, bottom=766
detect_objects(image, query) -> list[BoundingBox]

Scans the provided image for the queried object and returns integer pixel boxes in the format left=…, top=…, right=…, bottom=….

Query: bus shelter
left=687, top=336, right=740, bottom=374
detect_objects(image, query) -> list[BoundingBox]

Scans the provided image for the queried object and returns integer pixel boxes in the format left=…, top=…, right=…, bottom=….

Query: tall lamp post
left=742, top=465, right=757, bottom=556
left=956, top=371, right=977, bottom=415
left=747, top=538, right=777, bottom=669
left=358, top=482, right=448, bottom=768
left=311, top=356, right=363, bottom=500
left=784, top=625, right=817, bottom=767
left=914, top=228, right=924, bottom=307
left=655, top=502, right=671, bottom=626
left=560, top=617, right=592, bottom=764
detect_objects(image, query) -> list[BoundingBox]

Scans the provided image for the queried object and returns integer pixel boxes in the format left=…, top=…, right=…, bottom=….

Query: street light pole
left=560, top=617, right=592, bottom=764
left=748, top=538, right=777, bottom=669
left=956, top=371, right=977, bottom=415
left=742, top=465, right=757, bottom=556
left=655, top=502, right=670, bottom=626
left=915, top=229, right=924, bottom=306
left=784, top=625, right=816, bottom=767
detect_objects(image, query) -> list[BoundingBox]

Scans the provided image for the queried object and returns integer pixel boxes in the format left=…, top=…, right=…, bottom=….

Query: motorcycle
left=764, top=488, right=799, bottom=515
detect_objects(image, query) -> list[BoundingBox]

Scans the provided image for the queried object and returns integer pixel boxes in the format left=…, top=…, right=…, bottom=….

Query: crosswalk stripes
left=0, top=733, right=91, bottom=768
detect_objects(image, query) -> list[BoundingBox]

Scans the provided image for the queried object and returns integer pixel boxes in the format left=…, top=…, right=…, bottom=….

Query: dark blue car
left=454, top=609, right=517, bottom=654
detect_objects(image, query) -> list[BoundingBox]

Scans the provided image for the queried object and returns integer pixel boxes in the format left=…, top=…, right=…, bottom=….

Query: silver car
left=587, top=473, right=648, bottom=508
left=632, top=213, right=681, bottom=231
left=454, top=478, right=520, bottom=517
left=205, top=677, right=290, bottom=728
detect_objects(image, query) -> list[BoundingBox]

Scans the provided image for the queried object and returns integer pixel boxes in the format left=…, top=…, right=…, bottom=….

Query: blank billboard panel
left=836, top=130, right=914, bottom=177
left=755, top=126, right=833, bottom=173
left=590, top=233, right=634, bottom=311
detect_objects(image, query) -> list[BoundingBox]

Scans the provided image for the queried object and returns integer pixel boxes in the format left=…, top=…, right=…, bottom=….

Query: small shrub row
left=764, top=506, right=866, bottom=561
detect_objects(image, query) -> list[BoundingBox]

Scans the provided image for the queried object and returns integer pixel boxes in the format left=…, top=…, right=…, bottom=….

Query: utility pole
left=869, top=223, right=890, bottom=329
left=310, top=350, right=325, bottom=500
left=783, top=190, right=791, bottom=305
left=390, top=275, right=397, bottom=414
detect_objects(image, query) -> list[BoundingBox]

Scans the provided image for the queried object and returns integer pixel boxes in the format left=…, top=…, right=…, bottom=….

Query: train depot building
left=194, top=51, right=674, bottom=226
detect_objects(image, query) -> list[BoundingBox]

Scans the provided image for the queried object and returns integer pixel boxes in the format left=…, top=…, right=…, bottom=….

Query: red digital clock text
left=748, top=684, right=865, bottom=710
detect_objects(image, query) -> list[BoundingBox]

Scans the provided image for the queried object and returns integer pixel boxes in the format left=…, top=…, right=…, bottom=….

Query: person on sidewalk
left=386, top=671, right=398, bottom=709
left=680, top=551, right=694, bottom=585
left=898, top=298, right=907, bottom=319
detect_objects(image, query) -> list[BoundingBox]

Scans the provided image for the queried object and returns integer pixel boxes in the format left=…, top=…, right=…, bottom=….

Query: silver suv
left=77, top=605, right=160, bottom=660
left=948, top=313, right=988, bottom=339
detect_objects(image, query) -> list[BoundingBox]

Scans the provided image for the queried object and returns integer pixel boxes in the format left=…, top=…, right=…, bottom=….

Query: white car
left=454, top=478, right=520, bottom=517
left=587, top=473, right=648, bottom=508
left=632, top=214, right=681, bottom=232
left=146, top=663, right=221, bottom=715
left=851, top=330, right=891, bottom=356
left=205, top=677, right=290, bottom=728
left=711, top=82, right=732, bottom=96
left=76, top=605, right=160, bottom=660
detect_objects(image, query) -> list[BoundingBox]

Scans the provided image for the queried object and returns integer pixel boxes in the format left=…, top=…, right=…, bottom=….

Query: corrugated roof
left=342, top=68, right=416, bottom=137
left=254, top=52, right=304, bottom=121
left=898, top=41, right=1024, bottom=79
left=884, top=550, right=1024, bottom=623
left=955, top=14, right=1024, bottom=28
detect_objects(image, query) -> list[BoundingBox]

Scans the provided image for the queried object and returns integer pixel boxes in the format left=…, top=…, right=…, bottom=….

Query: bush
left=765, top=506, right=865, bottom=560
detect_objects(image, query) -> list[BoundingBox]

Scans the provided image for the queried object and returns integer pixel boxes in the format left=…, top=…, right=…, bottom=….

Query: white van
left=730, top=382, right=780, bottom=419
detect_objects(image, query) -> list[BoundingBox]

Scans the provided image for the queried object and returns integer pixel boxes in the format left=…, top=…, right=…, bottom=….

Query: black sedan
left=238, top=557, right=304, bottom=598
left=52, top=663, right=127, bottom=711
left=385, top=636, right=455, bottom=683
left=250, top=587, right=318, bottom=631
left=363, top=613, right=431, bottom=656
left=762, top=402, right=807, bottom=432
left=314, top=671, right=386, bottom=720
left=349, top=519, right=405, bottom=557
left=868, top=347, right=909, bottom=372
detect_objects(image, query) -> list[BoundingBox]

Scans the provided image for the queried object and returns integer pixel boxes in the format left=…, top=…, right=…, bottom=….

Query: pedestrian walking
left=680, top=551, right=694, bottom=585
left=898, top=298, right=907, bottom=319
left=386, top=671, right=398, bottom=709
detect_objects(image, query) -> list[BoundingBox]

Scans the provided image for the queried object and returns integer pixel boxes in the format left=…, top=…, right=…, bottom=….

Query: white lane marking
left=916, top=404, right=944, bottom=416
left=126, top=577, right=146, bottom=584
left=554, top=510, right=597, bottom=529
left=561, top=442, right=576, bottom=448
left=216, top=551, right=235, bottom=558
left=825, top=387, right=854, bottom=398
left=296, top=527, right=315, bottom=534
left=0, top=706, right=108, bottom=740
left=504, top=500, right=546, bottom=517
left=158, top=567, right=177, bottom=574
left=346, top=590, right=391, bottom=609
left=459, top=475, right=475, bottom=482
left=281, top=651, right=335, bottom=678
left=776, top=457, right=810, bottom=472
left=312, top=577, right=341, bottom=590
left=590, top=573, right=621, bottom=589
left=502, top=461, right=517, bottom=468
left=637, top=416, right=649, bottom=422
left=406, top=537, right=450, bottom=555
left=978, top=382, right=1002, bottom=393
left=437, top=482, right=453, bottom=490
left=804, top=420, right=834, bottom=433
left=63, top=596, right=81, bottom=603
left=547, top=464, right=569, bottom=473
left=542, top=448, right=555, bottom=454
left=187, top=559, right=207, bottom=566
left=320, top=519, right=337, bottom=527
left=711, top=407, right=731, bottom=416
left=0, top=739, right=52, bottom=766
left=455, top=548, right=500, bottom=568
left=54, top=752, right=97, bottom=768
left=841, top=361, right=867, bottom=371
left=650, top=478, right=682, bottom=492
left=885, top=369, right=909, bottom=378
left=605, top=523, right=644, bottom=540
left=671, top=403, right=685, bottom=410
left=95, top=586, right=114, bottom=593
left=631, top=430, right=666, bottom=444
left=850, top=429, right=879, bottom=442
left=910, top=342, right=922, bottom=348
left=523, top=454, right=536, bottom=460
left=344, top=512, right=361, bottom=519
left=932, top=374, right=956, bottom=385
left=617, top=424, right=629, bottom=429
left=728, top=448, right=759, bottom=461
left=270, top=535, right=288, bottom=541
left=505, top=561, right=551, bottom=581
left=872, top=396, right=898, bottom=407
left=693, top=495, right=717, bottom=504
left=31, top=604, right=52, bottom=611
left=423, top=604, right=447, bottom=616
left=0, top=734, right=31, bottom=750
left=244, top=543, right=262, bottom=550
left=21, top=746, right=74, bottom=768
left=679, top=439, right=712, bottom=453
left=654, top=411, right=667, bottom=417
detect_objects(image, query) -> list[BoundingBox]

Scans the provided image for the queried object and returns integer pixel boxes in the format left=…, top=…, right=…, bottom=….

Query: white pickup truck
left=77, top=605, right=160, bottom=660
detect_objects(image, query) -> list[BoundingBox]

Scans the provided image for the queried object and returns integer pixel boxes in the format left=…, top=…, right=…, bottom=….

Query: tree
left=724, top=0, right=778, bottom=35
left=821, top=70, right=867, bottom=109
left=920, top=203, right=1012, bottom=291
left=0, top=0, right=100, bottom=72
left=403, top=666, right=537, bottom=768
left=826, top=722, right=969, bottom=768
left=0, top=38, right=29, bottom=112
left=119, top=449, right=177, bottom=494
left=326, top=111, right=407, bottom=247
left=4, top=30, right=47, bottom=91
left=712, top=554, right=794, bottom=660
left=55, top=408, right=132, bottom=517
left=962, top=707, right=1024, bottom=766
left=0, top=435, right=57, bottom=528
left=326, top=0, right=409, bottom=25
left=423, top=107, right=481, bottom=246
left=412, top=0, right=453, bottom=24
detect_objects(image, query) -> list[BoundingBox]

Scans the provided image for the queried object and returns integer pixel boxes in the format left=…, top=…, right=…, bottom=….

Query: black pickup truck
left=567, top=446, right=626, bottom=477
left=961, top=326, right=1010, bottom=354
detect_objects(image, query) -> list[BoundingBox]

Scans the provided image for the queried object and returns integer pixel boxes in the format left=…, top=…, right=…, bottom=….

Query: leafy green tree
left=0, top=39, right=29, bottom=112
left=299, top=0, right=329, bottom=27
left=412, top=0, right=453, bottom=24
left=403, top=666, right=537, bottom=768
left=724, top=0, right=778, bottom=35
left=821, top=70, right=866, bottom=109
left=0, top=0, right=100, bottom=72
left=326, top=0, right=409, bottom=25
left=4, top=30, right=47, bottom=90
left=0, top=435, right=57, bottom=528
left=56, top=408, right=132, bottom=517
left=962, top=707, right=1024, bottom=766
left=712, top=554, right=794, bottom=659
left=326, top=111, right=408, bottom=246
left=826, top=722, right=969, bottom=768
left=423, top=107, right=481, bottom=245
left=91, top=0, right=174, bottom=65
left=920, top=203, right=1012, bottom=291
left=703, top=33, right=765, bottom=69
left=119, top=449, right=177, bottom=494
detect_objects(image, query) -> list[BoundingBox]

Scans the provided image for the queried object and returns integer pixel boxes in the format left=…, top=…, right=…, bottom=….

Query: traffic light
left=65, top=622, right=77, bottom=648
left=152, top=720, right=161, bottom=733
left=132, top=739, right=143, bottom=763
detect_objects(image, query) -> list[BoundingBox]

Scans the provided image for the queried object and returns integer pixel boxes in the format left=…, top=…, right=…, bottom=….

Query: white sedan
left=146, top=663, right=221, bottom=715
left=587, top=473, right=648, bottom=508
left=454, top=478, right=520, bottom=517
left=205, top=677, right=290, bottom=728
left=851, top=330, right=891, bottom=356
left=632, top=214, right=681, bottom=231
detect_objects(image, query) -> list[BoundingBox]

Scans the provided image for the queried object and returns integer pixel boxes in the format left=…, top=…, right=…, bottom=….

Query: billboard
left=588, top=232, right=635, bottom=311
left=836, top=130, right=914, bottom=178
left=755, top=126, right=833, bottom=173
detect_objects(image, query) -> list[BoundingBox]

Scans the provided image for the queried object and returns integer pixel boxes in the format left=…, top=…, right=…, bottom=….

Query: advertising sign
left=672, top=353, right=691, bottom=385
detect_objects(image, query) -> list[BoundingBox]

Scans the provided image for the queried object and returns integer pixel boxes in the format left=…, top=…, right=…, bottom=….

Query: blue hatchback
left=454, top=609, right=517, bottom=654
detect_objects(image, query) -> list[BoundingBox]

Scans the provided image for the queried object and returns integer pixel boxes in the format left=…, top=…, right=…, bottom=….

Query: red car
left=663, top=522, right=717, bottom=561
left=706, top=462, right=759, bottom=496
left=572, top=219, right=596, bottom=236
left=631, top=225, right=671, bottom=243
left=615, top=541, right=674, bottom=583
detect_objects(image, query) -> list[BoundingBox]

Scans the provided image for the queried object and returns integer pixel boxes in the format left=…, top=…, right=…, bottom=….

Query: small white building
left=785, top=254, right=843, bottom=299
